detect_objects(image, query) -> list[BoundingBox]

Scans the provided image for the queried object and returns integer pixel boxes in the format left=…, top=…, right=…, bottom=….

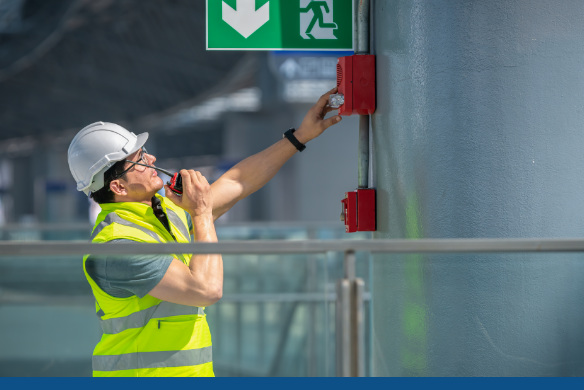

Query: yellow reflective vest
left=83, top=194, right=214, bottom=377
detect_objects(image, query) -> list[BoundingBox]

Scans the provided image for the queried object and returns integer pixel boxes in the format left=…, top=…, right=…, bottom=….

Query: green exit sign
left=207, top=0, right=353, bottom=51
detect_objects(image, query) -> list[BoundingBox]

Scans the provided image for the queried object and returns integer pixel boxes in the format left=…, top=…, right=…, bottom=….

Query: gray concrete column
left=371, top=0, right=584, bottom=376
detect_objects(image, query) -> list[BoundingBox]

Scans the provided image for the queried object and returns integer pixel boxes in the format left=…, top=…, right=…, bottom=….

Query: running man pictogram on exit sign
left=207, top=0, right=353, bottom=51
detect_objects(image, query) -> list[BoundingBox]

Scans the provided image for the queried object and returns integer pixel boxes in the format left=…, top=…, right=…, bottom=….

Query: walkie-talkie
left=167, top=172, right=183, bottom=195
left=128, top=161, right=183, bottom=195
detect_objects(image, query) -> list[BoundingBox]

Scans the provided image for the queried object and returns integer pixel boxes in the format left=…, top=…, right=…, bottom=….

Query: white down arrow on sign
left=222, top=0, right=270, bottom=39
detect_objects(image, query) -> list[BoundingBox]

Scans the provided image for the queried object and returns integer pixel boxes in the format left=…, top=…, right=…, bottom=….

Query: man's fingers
left=198, top=172, right=210, bottom=185
left=315, top=87, right=338, bottom=110
left=192, top=170, right=209, bottom=185
left=320, top=114, right=342, bottom=130
left=164, top=184, right=180, bottom=202
left=182, top=169, right=210, bottom=189
left=320, top=87, right=338, bottom=102
left=180, top=169, right=192, bottom=187
left=323, top=105, right=337, bottom=115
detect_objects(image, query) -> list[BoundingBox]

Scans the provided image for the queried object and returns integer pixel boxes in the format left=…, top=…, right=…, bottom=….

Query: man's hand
left=294, top=87, right=343, bottom=144
left=165, top=169, right=213, bottom=217
left=153, top=169, right=223, bottom=308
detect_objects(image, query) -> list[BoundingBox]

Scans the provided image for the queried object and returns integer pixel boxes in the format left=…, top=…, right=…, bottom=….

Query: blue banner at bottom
left=4, top=377, right=584, bottom=390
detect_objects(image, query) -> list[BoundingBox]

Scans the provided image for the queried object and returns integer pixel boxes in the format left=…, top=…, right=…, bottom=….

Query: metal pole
left=351, top=278, right=365, bottom=376
left=337, top=249, right=357, bottom=376
left=356, top=0, right=371, bottom=54
left=338, top=250, right=365, bottom=377
left=356, top=0, right=371, bottom=189
left=358, top=115, right=370, bottom=188
left=344, top=249, right=356, bottom=280
left=336, top=278, right=351, bottom=376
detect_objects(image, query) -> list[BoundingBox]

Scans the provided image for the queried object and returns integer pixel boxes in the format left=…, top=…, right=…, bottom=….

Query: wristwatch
left=283, top=128, right=306, bottom=152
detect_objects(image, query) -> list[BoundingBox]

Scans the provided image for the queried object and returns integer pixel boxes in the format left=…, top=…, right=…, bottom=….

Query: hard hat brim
left=131, top=132, right=149, bottom=156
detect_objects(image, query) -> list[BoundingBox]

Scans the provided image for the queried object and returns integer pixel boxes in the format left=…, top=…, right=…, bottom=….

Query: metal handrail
left=1, top=238, right=584, bottom=256
left=0, top=220, right=344, bottom=231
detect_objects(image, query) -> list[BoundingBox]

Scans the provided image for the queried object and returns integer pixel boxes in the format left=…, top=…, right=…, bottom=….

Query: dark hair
left=89, top=160, right=128, bottom=204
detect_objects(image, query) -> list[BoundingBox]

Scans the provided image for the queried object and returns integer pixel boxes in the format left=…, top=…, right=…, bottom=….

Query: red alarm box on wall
left=336, top=54, right=376, bottom=116
left=341, top=188, right=376, bottom=232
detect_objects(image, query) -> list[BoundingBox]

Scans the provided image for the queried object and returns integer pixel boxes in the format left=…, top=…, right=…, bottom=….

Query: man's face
left=117, top=148, right=164, bottom=201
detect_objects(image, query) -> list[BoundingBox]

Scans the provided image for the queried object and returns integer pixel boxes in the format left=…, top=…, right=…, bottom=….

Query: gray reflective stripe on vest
left=93, top=346, right=212, bottom=372
left=165, top=208, right=190, bottom=242
left=100, top=301, right=205, bottom=334
left=91, top=212, right=162, bottom=243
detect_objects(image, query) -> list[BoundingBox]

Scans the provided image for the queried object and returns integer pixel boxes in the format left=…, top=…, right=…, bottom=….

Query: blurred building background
left=0, top=0, right=359, bottom=226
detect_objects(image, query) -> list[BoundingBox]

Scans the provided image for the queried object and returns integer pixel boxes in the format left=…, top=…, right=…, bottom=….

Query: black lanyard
left=151, top=196, right=175, bottom=240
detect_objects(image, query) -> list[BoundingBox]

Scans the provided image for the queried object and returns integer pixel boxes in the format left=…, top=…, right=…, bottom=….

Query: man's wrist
left=283, top=128, right=306, bottom=152
left=293, top=128, right=312, bottom=144
left=189, top=210, right=214, bottom=219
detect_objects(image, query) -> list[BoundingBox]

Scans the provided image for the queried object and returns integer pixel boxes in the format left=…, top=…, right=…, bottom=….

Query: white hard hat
left=68, top=122, right=148, bottom=195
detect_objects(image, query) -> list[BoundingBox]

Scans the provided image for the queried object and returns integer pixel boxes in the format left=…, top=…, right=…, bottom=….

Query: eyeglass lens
left=133, top=148, right=148, bottom=171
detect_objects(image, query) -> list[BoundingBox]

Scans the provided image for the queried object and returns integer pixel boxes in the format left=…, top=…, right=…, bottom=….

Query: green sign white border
left=206, top=0, right=355, bottom=51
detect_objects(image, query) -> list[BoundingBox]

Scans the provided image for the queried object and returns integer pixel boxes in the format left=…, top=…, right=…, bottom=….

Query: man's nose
left=145, top=152, right=156, bottom=164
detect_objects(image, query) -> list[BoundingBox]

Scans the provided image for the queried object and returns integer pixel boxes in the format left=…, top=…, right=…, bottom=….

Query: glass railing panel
left=0, top=224, right=92, bottom=242
left=369, top=251, right=584, bottom=377
left=209, top=253, right=337, bottom=377
left=0, top=254, right=96, bottom=376
left=0, top=248, right=371, bottom=377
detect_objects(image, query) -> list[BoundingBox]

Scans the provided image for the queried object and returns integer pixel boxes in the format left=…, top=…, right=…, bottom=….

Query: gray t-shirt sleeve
left=85, top=239, right=174, bottom=299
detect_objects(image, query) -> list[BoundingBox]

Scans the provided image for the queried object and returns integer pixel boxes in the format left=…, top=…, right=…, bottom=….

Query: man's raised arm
left=210, top=87, right=342, bottom=220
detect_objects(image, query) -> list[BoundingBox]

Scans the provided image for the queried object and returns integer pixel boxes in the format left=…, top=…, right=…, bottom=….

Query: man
left=67, top=88, right=342, bottom=377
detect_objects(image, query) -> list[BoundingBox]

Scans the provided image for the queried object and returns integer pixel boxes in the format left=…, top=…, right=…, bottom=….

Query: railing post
left=351, top=277, right=365, bottom=377
left=336, top=250, right=365, bottom=377
left=336, top=278, right=351, bottom=376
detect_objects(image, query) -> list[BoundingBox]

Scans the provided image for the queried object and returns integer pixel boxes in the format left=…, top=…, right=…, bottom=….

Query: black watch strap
left=283, top=128, right=306, bottom=152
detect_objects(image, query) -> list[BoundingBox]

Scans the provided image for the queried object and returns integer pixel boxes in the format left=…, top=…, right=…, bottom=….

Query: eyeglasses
left=112, top=148, right=149, bottom=180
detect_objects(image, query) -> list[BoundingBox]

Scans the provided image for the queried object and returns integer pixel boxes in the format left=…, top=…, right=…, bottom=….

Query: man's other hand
left=165, top=169, right=213, bottom=217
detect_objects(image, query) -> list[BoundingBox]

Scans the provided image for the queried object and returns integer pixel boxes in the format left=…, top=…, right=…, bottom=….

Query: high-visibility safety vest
left=83, top=194, right=214, bottom=377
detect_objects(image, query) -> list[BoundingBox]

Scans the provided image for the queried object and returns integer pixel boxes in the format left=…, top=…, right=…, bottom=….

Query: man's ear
left=109, top=179, right=127, bottom=196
